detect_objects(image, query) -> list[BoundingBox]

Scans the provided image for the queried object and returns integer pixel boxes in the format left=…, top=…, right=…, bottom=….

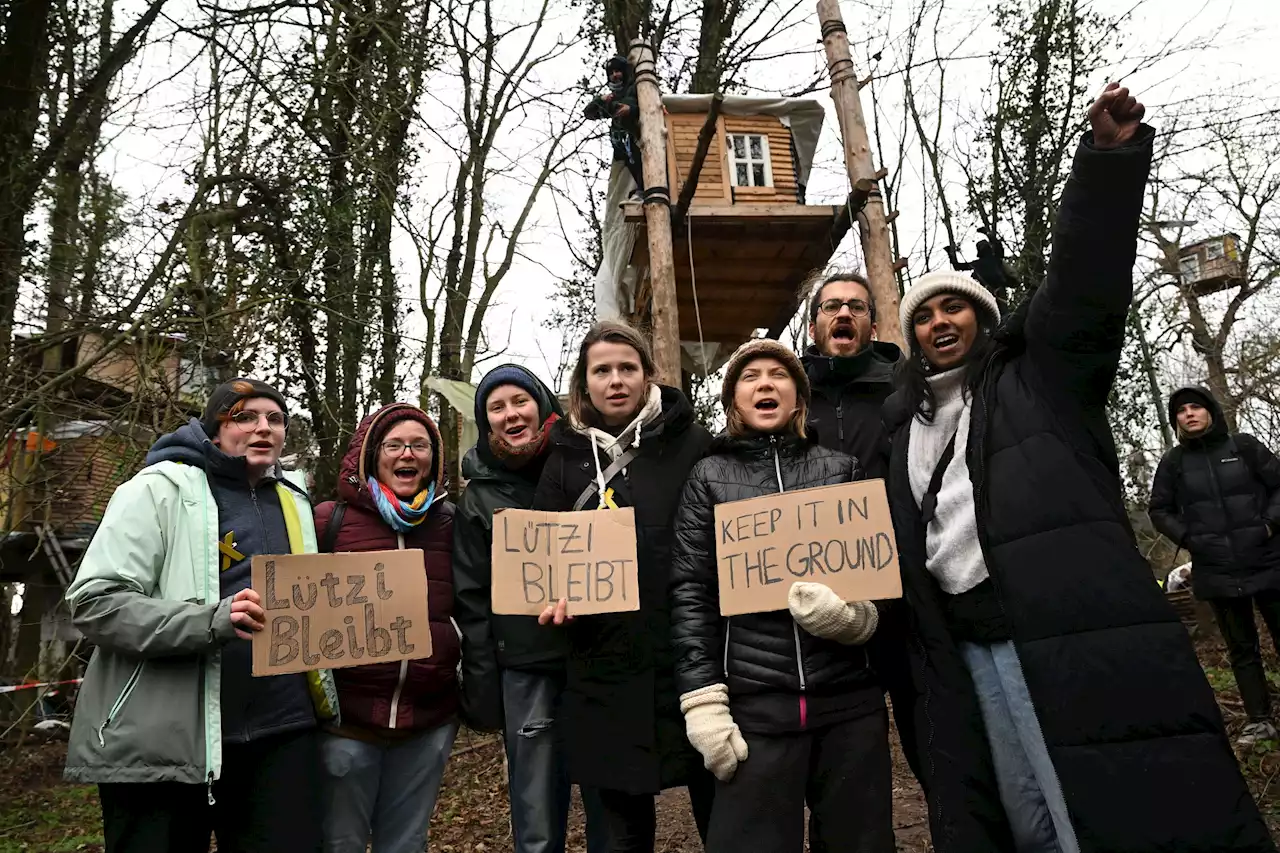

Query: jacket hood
left=145, top=418, right=280, bottom=484
left=1168, top=385, right=1226, bottom=442
left=338, top=403, right=446, bottom=509
left=802, top=341, right=902, bottom=387
left=708, top=429, right=815, bottom=457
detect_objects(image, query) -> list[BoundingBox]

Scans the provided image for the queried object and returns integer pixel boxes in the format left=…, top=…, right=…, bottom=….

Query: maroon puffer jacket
left=314, top=403, right=460, bottom=733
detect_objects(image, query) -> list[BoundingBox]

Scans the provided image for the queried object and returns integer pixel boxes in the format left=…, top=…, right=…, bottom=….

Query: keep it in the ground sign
left=251, top=549, right=432, bottom=676
left=714, top=479, right=902, bottom=616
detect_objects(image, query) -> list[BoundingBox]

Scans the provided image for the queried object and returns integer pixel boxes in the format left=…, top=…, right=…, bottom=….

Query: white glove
left=679, top=683, right=748, bottom=782
left=788, top=582, right=879, bottom=645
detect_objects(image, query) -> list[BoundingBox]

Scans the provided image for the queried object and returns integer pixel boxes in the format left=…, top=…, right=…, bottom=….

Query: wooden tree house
left=1178, top=234, right=1245, bottom=297
left=596, top=94, right=855, bottom=373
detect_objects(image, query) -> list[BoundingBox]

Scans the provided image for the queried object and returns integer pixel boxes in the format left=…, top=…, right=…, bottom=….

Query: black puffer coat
left=884, top=128, right=1273, bottom=852
left=670, top=432, right=884, bottom=733
left=1150, top=387, right=1280, bottom=600
left=533, top=385, right=712, bottom=795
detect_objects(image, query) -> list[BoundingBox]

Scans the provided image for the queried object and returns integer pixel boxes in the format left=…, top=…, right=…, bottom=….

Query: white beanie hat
left=898, top=271, right=1001, bottom=347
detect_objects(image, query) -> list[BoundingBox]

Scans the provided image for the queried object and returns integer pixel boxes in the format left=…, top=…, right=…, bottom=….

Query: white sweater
left=907, top=368, right=990, bottom=595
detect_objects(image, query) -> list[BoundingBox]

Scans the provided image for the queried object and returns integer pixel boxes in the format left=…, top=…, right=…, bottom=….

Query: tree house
left=1178, top=234, right=1245, bottom=297
left=596, top=95, right=853, bottom=373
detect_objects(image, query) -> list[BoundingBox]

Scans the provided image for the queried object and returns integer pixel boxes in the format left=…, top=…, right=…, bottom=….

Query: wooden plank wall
left=666, top=112, right=799, bottom=205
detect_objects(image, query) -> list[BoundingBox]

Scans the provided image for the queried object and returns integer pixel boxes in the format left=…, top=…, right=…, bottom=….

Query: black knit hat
left=201, top=378, right=289, bottom=436
left=720, top=339, right=811, bottom=413
left=474, top=364, right=561, bottom=429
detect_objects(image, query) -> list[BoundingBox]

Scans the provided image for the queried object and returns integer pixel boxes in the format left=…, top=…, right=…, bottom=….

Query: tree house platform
left=596, top=95, right=850, bottom=373
left=1178, top=233, right=1245, bottom=297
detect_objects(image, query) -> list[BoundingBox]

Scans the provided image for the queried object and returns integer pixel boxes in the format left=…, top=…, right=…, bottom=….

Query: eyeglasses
left=819, top=298, right=871, bottom=318
left=380, top=441, right=432, bottom=457
left=231, top=410, right=287, bottom=432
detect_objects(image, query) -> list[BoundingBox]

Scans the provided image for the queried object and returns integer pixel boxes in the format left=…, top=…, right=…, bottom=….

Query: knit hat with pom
left=720, top=339, right=810, bottom=413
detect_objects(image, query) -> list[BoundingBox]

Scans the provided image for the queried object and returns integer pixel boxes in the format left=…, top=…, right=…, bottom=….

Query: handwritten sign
left=714, top=480, right=901, bottom=616
left=251, top=549, right=432, bottom=676
left=491, top=508, right=640, bottom=617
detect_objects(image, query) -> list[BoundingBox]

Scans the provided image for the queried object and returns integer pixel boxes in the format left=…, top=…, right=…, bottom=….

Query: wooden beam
left=674, top=93, right=725, bottom=225
left=623, top=201, right=840, bottom=224
left=629, top=39, right=681, bottom=386
left=818, top=0, right=903, bottom=348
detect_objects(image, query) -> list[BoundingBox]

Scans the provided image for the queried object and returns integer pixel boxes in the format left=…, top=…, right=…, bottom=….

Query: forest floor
left=1, top=630, right=1277, bottom=852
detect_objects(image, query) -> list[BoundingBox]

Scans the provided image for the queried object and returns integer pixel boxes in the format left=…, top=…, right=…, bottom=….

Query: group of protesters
left=60, top=83, right=1280, bottom=853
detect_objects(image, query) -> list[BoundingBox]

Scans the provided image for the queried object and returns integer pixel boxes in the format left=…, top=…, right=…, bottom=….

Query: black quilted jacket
left=670, top=431, right=883, bottom=729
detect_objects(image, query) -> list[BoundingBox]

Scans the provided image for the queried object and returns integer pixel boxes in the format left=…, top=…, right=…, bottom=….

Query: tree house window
left=1205, top=241, right=1224, bottom=261
left=1179, top=255, right=1200, bottom=281
left=729, top=133, right=773, bottom=188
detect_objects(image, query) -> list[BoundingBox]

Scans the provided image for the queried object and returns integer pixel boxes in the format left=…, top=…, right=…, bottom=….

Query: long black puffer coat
left=1149, top=386, right=1280, bottom=599
left=884, top=128, right=1274, bottom=852
left=670, top=432, right=884, bottom=733
left=533, top=385, right=712, bottom=795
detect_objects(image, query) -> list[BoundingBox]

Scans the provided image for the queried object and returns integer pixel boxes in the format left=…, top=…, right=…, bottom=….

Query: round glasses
left=818, top=298, right=871, bottom=318
left=230, top=410, right=286, bottom=432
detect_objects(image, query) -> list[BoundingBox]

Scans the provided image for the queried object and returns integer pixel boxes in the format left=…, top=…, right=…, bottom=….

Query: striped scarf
left=368, top=476, right=436, bottom=533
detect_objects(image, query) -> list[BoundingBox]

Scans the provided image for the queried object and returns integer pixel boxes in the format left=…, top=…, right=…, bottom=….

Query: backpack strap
left=919, top=430, right=960, bottom=527
left=320, top=501, right=347, bottom=553
left=572, top=446, right=641, bottom=512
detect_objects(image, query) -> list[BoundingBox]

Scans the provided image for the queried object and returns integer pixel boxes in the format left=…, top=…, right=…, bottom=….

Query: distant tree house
left=596, top=95, right=854, bottom=373
left=1178, top=233, right=1245, bottom=297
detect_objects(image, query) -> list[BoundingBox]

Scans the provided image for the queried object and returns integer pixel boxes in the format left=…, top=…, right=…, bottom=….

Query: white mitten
left=679, top=683, right=748, bottom=782
left=788, top=582, right=879, bottom=645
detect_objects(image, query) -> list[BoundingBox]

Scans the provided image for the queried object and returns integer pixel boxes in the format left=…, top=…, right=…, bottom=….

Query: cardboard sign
left=251, top=549, right=432, bottom=676
left=491, top=508, right=641, bottom=617
left=714, top=480, right=902, bottom=616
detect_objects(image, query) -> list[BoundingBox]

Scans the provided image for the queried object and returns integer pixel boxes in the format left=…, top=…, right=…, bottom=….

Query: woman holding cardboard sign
left=883, top=85, right=1272, bottom=852
left=534, top=320, right=715, bottom=853
left=668, top=339, right=894, bottom=853
left=312, top=403, right=460, bottom=853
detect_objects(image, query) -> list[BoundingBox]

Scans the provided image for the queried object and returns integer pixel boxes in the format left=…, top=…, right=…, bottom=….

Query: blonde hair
left=567, top=321, right=656, bottom=429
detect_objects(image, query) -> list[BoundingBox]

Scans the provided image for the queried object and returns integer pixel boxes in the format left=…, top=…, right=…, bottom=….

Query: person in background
left=453, top=364, right=609, bottom=853
left=800, top=269, right=920, bottom=785
left=64, top=378, right=335, bottom=853
left=670, top=339, right=894, bottom=853
left=1150, top=386, right=1280, bottom=745
left=314, top=403, right=459, bottom=853
left=535, top=320, right=715, bottom=853
left=584, top=55, right=643, bottom=192
left=882, top=85, right=1274, bottom=852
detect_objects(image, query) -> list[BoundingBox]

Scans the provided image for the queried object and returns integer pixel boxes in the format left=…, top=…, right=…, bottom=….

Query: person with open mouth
left=313, top=403, right=459, bottom=853
left=669, top=338, right=893, bottom=853
left=882, top=84, right=1272, bottom=852
left=533, top=320, right=715, bottom=852
left=64, top=378, right=335, bottom=852
left=453, top=363, right=609, bottom=853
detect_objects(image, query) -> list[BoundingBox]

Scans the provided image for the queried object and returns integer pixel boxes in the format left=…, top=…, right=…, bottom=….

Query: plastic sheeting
left=595, top=95, right=826, bottom=373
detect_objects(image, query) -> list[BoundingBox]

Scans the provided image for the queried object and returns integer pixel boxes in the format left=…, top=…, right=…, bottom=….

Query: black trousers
left=1211, top=591, right=1280, bottom=721
left=706, top=709, right=894, bottom=853
left=99, top=729, right=322, bottom=853
left=594, top=771, right=714, bottom=853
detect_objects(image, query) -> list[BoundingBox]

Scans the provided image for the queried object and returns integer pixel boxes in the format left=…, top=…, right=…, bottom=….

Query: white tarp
left=595, top=95, right=826, bottom=372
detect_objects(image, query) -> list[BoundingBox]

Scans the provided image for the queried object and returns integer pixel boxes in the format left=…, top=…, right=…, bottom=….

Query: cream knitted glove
left=788, top=582, right=879, bottom=645
left=679, top=683, right=748, bottom=782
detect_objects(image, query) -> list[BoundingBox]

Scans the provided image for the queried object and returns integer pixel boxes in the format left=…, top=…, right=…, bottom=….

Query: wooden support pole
left=629, top=39, right=681, bottom=385
left=674, top=93, right=725, bottom=226
left=818, top=0, right=903, bottom=348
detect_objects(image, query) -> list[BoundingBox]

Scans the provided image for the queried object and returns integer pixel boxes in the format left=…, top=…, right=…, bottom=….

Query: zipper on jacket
left=96, top=661, right=145, bottom=747
left=770, top=437, right=807, bottom=694
left=723, top=618, right=732, bottom=678
left=387, top=532, right=409, bottom=729
left=207, top=772, right=216, bottom=806
left=836, top=399, right=845, bottom=442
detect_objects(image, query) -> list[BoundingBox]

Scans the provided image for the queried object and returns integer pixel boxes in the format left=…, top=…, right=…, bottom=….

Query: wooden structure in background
left=1178, top=233, right=1245, bottom=297
left=616, top=96, right=854, bottom=370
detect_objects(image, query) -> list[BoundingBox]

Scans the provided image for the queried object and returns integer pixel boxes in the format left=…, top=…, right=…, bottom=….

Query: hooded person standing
left=64, top=378, right=336, bottom=853
left=882, top=84, right=1273, bottom=852
left=534, top=321, right=715, bottom=853
left=670, top=339, right=894, bottom=853
left=313, top=403, right=459, bottom=853
left=1150, top=386, right=1280, bottom=745
left=453, top=364, right=609, bottom=853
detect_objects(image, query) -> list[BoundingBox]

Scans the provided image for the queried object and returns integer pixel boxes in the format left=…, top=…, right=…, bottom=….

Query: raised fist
left=1088, top=82, right=1145, bottom=150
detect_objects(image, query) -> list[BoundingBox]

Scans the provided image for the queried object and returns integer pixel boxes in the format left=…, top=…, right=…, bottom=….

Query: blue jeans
left=503, top=669, right=610, bottom=853
left=319, top=721, right=459, bottom=853
left=959, top=641, right=1080, bottom=853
